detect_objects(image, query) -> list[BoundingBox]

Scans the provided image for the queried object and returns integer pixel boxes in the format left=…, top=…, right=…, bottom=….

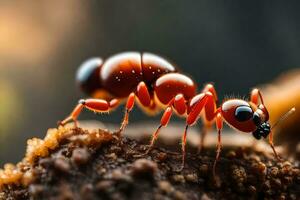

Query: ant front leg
left=177, top=92, right=213, bottom=171
left=199, top=84, right=218, bottom=153
left=59, top=98, right=119, bottom=127
left=250, top=88, right=265, bottom=105
left=268, top=130, right=282, bottom=161
left=250, top=88, right=281, bottom=160
left=213, top=111, right=223, bottom=180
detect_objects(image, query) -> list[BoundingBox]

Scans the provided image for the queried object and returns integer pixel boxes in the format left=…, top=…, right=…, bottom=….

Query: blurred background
left=0, top=1, right=300, bottom=164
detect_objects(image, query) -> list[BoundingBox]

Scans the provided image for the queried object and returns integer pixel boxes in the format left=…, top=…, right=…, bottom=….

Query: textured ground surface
left=1, top=127, right=300, bottom=200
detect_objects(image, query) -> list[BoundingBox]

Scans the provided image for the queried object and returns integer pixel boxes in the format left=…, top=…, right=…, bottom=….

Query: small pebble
left=111, top=169, right=132, bottom=182
left=252, top=161, right=266, bottom=175
left=279, top=194, right=286, bottom=200
left=226, top=150, right=236, bottom=159
left=80, top=183, right=93, bottom=197
left=28, top=184, right=44, bottom=197
left=72, top=148, right=90, bottom=165
left=110, top=146, right=122, bottom=155
left=54, top=157, right=70, bottom=173
left=247, top=185, right=256, bottom=194
left=232, top=166, right=247, bottom=183
left=271, top=178, right=282, bottom=189
left=200, top=193, right=212, bottom=200
left=263, top=180, right=271, bottom=190
left=289, top=194, right=296, bottom=200
left=173, top=190, right=187, bottom=200
left=282, top=176, right=293, bottom=185
left=39, top=158, right=53, bottom=168
left=185, top=173, right=198, bottom=183
left=156, top=152, right=167, bottom=162
left=105, top=153, right=117, bottom=160
left=172, top=175, right=185, bottom=183
left=96, top=180, right=114, bottom=192
left=158, top=181, right=173, bottom=194
left=247, top=154, right=261, bottom=162
left=270, top=167, right=279, bottom=177
left=199, top=164, right=209, bottom=175
left=131, top=159, right=157, bottom=178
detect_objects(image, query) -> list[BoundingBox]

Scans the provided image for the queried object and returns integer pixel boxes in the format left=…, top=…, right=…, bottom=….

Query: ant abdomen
left=76, top=52, right=177, bottom=99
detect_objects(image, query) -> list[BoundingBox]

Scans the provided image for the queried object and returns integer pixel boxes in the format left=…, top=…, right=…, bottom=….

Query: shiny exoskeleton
left=60, top=52, right=284, bottom=179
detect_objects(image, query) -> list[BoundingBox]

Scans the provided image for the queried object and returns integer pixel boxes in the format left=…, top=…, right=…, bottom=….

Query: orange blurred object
left=262, top=69, right=300, bottom=152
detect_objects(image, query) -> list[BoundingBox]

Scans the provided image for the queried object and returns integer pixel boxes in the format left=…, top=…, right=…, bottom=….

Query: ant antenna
left=271, top=107, right=296, bottom=129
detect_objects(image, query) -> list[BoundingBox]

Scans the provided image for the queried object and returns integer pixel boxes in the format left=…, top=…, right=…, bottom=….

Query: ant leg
left=199, top=84, right=218, bottom=152
left=144, top=106, right=173, bottom=154
left=213, top=112, right=223, bottom=180
left=118, top=93, right=135, bottom=133
left=175, top=92, right=213, bottom=171
left=250, top=88, right=264, bottom=105
left=60, top=104, right=84, bottom=127
left=178, top=124, right=188, bottom=171
left=268, top=130, right=282, bottom=161
left=202, top=83, right=218, bottom=103
left=145, top=94, right=186, bottom=155
left=173, top=94, right=187, bottom=115
left=136, top=81, right=151, bottom=107
left=60, top=98, right=116, bottom=127
left=118, top=82, right=152, bottom=134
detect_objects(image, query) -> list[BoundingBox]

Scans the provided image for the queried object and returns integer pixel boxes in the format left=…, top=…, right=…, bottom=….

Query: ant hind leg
left=143, top=107, right=172, bottom=155
left=59, top=98, right=116, bottom=128
left=144, top=93, right=186, bottom=155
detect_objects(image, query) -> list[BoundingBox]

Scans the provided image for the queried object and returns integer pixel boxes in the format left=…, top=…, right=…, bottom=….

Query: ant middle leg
left=198, top=84, right=218, bottom=153
left=177, top=92, right=214, bottom=171
left=144, top=94, right=187, bottom=155
left=213, top=112, right=223, bottom=180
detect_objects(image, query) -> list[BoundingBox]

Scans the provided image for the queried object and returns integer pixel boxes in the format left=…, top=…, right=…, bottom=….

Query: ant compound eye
left=234, top=106, right=253, bottom=122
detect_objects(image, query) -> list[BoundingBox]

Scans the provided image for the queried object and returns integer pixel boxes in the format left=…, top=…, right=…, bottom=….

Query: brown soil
left=0, top=127, right=299, bottom=200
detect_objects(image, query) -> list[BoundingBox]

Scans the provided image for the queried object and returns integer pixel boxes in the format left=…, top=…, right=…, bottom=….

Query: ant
left=59, top=52, right=295, bottom=178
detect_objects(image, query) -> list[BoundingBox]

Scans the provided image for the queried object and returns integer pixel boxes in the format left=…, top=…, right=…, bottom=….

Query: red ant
left=60, top=52, right=295, bottom=178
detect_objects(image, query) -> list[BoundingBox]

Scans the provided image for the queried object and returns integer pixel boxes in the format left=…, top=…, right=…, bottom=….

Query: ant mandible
left=59, top=52, right=294, bottom=178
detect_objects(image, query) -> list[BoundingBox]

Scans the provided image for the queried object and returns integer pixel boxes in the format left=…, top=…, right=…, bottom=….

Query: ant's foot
left=275, top=155, right=284, bottom=162
left=113, top=128, right=124, bottom=137
left=57, top=120, right=64, bottom=127
left=135, top=145, right=153, bottom=158
left=174, top=164, right=184, bottom=172
left=57, top=119, right=79, bottom=128
left=174, top=159, right=185, bottom=172
left=213, top=175, right=221, bottom=187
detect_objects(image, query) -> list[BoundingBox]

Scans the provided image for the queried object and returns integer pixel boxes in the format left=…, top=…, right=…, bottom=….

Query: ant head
left=251, top=104, right=271, bottom=140
left=251, top=106, right=296, bottom=140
